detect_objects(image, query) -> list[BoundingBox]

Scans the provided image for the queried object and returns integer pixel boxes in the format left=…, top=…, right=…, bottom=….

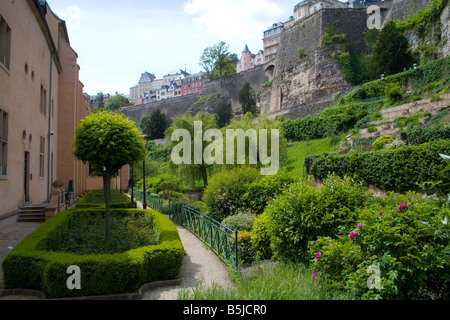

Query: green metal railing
left=132, top=190, right=163, bottom=213
left=169, top=200, right=239, bottom=271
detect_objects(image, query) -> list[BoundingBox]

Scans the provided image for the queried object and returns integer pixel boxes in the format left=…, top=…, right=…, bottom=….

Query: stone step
left=17, top=205, right=47, bottom=222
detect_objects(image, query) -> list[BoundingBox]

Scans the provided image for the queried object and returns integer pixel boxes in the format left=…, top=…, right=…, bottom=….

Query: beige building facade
left=0, top=0, right=121, bottom=229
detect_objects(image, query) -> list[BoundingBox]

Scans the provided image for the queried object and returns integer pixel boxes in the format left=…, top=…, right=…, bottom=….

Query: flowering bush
left=310, top=191, right=450, bottom=300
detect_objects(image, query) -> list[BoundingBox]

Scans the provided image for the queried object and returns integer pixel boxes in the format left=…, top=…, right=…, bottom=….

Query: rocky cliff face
left=259, top=44, right=351, bottom=119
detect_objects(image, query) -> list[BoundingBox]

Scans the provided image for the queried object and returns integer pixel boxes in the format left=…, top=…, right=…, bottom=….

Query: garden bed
left=1, top=208, right=185, bottom=298
left=75, top=190, right=133, bottom=208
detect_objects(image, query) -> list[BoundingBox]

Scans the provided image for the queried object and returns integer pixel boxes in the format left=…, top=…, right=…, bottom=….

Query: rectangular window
left=39, top=136, right=45, bottom=177
left=0, top=14, right=11, bottom=71
left=0, top=108, right=8, bottom=177
left=40, top=85, right=47, bottom=116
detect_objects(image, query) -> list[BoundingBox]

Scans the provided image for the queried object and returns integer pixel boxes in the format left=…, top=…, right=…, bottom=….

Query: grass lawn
left=179, top=262, right=356, bottom=300
left=284, top=137, right=341, bottom=177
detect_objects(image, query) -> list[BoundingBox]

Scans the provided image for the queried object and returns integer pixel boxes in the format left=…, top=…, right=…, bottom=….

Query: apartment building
left=262, top=17, right=294, bottom=63
left=0, top=0, right=92, bottom=229
left=180, top=72, right=208, bottom=96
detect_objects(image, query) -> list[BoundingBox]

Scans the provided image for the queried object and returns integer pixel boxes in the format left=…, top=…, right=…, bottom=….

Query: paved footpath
left=142, top=221, right=234, bottom=300
left=0, top=202, right=233, bottom=300
left=0, top=221, right=42, bottom=299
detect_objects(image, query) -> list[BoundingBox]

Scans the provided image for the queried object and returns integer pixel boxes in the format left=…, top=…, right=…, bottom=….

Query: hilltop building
left=130, top=69, right=191, bottom=105
left=180, top=72, right=208, bottom=96
left=262, top=17, right=294, bottom=63
left=236, top=45, right=264, bottom=73
left=293, top=0, right=348, bottom=20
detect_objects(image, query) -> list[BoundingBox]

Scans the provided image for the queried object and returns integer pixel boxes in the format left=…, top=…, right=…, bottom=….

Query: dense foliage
left=311, top=139, right=450, bottom=195
left=369, top=21, right=414, bottom=79
left=257, top=175, right=369, bottom=263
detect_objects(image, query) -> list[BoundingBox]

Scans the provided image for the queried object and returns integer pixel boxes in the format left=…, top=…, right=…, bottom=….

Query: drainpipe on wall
left=47, top=50, right=53, bottom=201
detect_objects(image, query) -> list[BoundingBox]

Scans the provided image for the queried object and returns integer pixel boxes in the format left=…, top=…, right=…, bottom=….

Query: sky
left=46, top=0, right=298, bottom=96
left=47, top=0, right=346, bottom=97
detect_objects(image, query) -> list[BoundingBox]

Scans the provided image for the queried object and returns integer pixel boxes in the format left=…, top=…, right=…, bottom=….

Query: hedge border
left=311, top=139, right=450, bottom=195
left=75, top=190, right=132, bottom=209
left=1, top=208, right=185, bottom=298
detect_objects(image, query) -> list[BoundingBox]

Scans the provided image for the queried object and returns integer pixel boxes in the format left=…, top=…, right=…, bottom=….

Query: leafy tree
left=364, top=28, right=380, bottom=52
left=165, top=112, right=218, bottom=187
left=369, top=21, right=414, bottom=79
left=214, top=96, right=232, bottom=128
left=105, top=94, right=131, bottom=111
left=200, top=41, right=236, bottom=80
left=238, top=82, right=258, bottom=115
left=96, top=92, right=105, bottom=109
left=73, top=111, right=146, bottom=246
left=140, top=109, right=170, bottom=140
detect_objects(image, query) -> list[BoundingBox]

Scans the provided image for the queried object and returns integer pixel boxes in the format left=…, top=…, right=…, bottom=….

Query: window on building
left=40, top=84, right=47, bottom=116
left=39, top=136, right=45, bottom=177
left=0, top=108, right=8, bottom=177
left=0, top=14, right=11, bottom=71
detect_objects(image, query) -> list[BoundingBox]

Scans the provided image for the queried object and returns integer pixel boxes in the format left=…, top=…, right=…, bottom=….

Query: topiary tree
left=73, top=111, right=146, bottom=246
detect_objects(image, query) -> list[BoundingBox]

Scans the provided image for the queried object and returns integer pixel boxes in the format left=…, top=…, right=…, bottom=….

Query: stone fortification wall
left=202, top=64, right=265, bottom=111
left=275, top=7, right=368, bottom=74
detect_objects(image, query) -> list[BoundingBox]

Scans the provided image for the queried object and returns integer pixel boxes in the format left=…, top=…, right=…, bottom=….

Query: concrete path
left=137, top=200, right=234, bottom=300
left=141, top=221, right=234, bottom=300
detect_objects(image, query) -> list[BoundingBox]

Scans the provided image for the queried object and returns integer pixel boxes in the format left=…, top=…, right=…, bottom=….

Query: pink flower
left=348, top=230, right=357, bottom=239
left=315, top=252, right=321, bottom=260
left=312, top=271, right=317, bottom=280
left=312, top=241, right=316, bottom=244
left=379, top=212, right=384, bottom=215
left=398, top=203, right=408, bottom=211
left=357, top=223, right=362, bottom=228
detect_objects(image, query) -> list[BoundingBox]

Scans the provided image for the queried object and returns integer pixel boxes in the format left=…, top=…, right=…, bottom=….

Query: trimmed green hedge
left=311, top=139, right=450, bottom=195
left=2, top=209, right=185, bottom=298
left=75, top=190, right=132, bottom=209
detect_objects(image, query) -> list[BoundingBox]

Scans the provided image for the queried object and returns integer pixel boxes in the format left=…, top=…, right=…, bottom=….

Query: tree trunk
left=200, top=164, right=208, bottom=188
left=103, top=172, right=111, bottom=247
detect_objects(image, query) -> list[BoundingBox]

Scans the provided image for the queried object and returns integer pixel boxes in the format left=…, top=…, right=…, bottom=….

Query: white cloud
left=65, top=5, right=82, bottom=30
left=183, top=0, right=285, bottom=49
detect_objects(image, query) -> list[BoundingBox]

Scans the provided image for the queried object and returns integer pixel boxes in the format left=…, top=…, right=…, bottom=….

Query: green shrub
left=231, top=231, right=254, bottom=264
left=250, top=211, right=274, bottom=261
left=297, top=48, right=307, bottom=59
left=221, top=213, right=256, bottom=232
left=385, top=82, right=403, bottom=104
left=312, top=139, right=450, bottom=194
left=310, top=191, right=450, bottom=300
left=203, top=166, right=261, bottom=221
left=262, top=175, right=368, bottom=263
left=372, top=135, right=393, bottom=150
left=2, top=208, right=185, bottom=298
left=406, top=125, right=450, bottom=145
left=76, top=190, right=132, bottom=208
left=241, top=172, right=295, bottom=215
